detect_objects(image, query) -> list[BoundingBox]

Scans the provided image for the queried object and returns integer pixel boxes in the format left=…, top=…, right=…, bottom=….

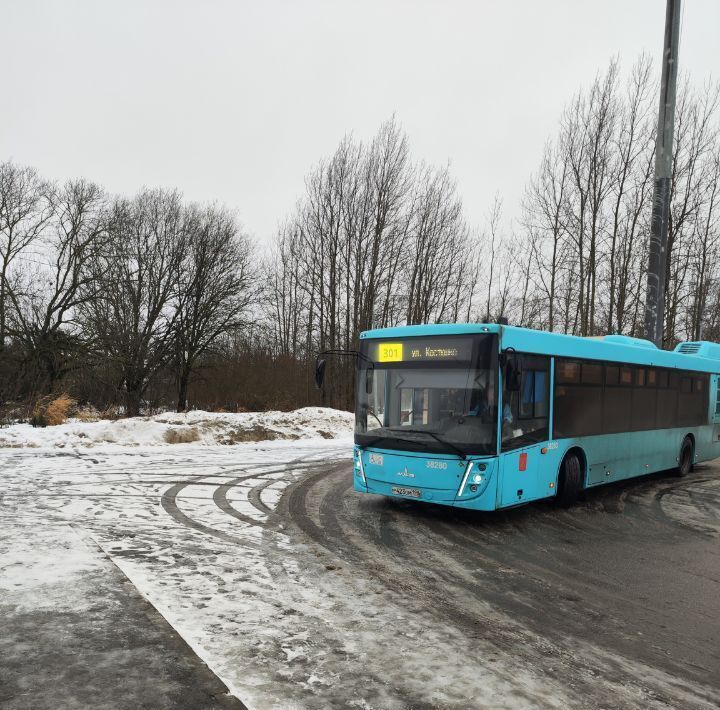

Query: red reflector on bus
left=519, top=453, right=527, bottom=471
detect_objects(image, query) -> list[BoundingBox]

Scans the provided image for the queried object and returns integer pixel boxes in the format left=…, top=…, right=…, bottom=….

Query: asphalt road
left=278, top=461, right=720, bottom=708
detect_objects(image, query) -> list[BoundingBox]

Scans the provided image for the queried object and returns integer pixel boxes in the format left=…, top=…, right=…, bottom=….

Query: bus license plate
left=392, top=486, right=421, bottom=498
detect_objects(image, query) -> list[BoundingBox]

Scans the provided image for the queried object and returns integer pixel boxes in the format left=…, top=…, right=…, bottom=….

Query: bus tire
left=556, top=452, right=583, bottom=507
left=675, top=437, right=693, bottom=477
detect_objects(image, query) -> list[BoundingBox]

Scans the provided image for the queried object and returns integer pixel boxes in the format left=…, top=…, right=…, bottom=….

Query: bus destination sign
left=375, top=338, right=472, bottom=363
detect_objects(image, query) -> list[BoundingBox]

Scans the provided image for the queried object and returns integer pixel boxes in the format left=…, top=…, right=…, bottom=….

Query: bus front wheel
left=676, top=437, right=693, bottom=477
left=556, top=452, right=583, bottom=507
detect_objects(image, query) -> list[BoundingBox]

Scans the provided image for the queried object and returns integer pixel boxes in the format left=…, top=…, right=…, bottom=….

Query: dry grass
left=45, top=394, right=75, bottom=425
left=75, top=405, right=100, bottom=423
left=163, top=426, right=201, bottom=444
left=218, top=425, right=292, bottom=444
left=31, top=393, right=75, bottom=427
left=99, top=406, right=123, bottom=420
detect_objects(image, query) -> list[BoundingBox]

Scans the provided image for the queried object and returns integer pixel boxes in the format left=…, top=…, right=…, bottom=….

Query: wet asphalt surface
left=2, top=447, right=719, bottom=709
left=279, top=462, right=720, bottom=708
left=0, top=521, right=246, bottom=710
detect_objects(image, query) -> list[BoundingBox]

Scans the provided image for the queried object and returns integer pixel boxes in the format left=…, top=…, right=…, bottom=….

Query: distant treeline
left=1, top=57, right=718, bottom=415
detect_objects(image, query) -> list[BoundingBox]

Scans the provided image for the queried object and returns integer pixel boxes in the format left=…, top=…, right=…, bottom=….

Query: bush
left=31, top=393, right=75, bottom=427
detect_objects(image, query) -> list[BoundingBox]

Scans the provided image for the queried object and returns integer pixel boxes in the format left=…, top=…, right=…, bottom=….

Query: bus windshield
left=355, top=334, right=499, bottom=456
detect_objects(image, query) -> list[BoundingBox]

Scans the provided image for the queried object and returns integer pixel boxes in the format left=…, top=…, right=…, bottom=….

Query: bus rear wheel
left=676, top=437, right=693, bottom=477
left=556, top=452, right=583, bottom=507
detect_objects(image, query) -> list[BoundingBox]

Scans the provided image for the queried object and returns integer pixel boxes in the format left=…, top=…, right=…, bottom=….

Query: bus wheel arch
left=556, top=447, right=586, bottom=507
left=676, top=435, right=695, bottom=477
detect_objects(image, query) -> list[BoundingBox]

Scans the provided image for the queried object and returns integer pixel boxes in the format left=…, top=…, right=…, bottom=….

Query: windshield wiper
left=388, top=427, right=466, bottom=459
left=359, top=429, right=434, bottom=451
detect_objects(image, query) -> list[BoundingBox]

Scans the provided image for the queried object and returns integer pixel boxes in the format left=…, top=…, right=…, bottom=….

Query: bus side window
left=657, top=369, right=678, bottom=428
left=502, top=355, right=550, bottom=450
left=603, top=364, right=632, bottom=434
left=632, top=366, right=657, bottom=431
left=554, top=358, right=603, bottom=438
left=519, top=370, right=549, bottom=419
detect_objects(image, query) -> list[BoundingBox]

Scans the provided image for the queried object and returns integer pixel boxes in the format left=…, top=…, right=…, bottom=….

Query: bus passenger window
left=632, top=367, right=657, bottom=431
left=677, top=372, right=708, bottom=427
left=582, top=363, right=602, bottom=384
left=555, top=359, right=603, bottom=437
left=657, top=372, right=678, bottom=428
left=557, top=361, right=580, bottom=384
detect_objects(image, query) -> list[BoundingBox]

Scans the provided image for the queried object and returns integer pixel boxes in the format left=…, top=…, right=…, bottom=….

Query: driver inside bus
left=469, top=388, right=489, bottom=417
left=469, top=383, right=517, bottom=437
left=468, top=385, right=512, bottom=421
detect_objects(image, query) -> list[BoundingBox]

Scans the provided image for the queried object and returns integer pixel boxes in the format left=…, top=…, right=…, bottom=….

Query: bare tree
left=7, top=179, right=108, bottom=393
left=82, top=189, right=185, bottom=416
left=173, top=204, right=256, bottom=412
left=0, top=162, right=52, bottom=351
left=522, top=139, right=570, bottom=331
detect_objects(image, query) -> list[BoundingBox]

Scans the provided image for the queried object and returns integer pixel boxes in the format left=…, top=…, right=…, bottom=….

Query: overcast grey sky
left=1, top=1, right=718, bottom=244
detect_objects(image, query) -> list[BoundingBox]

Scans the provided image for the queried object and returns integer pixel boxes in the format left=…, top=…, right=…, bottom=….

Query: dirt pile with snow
left=0, top=407, right=354, bottom=449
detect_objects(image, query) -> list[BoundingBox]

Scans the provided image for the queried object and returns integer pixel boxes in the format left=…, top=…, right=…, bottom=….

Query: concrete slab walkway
left=0, top=519, right=246, bottom=710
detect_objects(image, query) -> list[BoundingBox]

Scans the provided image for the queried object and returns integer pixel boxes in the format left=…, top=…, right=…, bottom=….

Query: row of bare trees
left=266, top=118, right=482, bottom=406
left=2, top=57, right=719, bottom=415
left=265, top=59, right=720, bottom=409
left=504, top=57, right=720, bottom=346
left=0, top=164, right=256, bottom=414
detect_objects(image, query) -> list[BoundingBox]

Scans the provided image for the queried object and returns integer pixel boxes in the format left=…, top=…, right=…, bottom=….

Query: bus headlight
left=457, top=460, right=491, bottom=498
left=354, top=452, right=366, bottom=484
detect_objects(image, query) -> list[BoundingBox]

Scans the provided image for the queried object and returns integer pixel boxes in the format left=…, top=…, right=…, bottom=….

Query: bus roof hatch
left=674, top=341, right=720, bottom=361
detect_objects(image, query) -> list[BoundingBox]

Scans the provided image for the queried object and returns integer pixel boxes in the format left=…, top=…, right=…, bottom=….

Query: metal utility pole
left=644, top=0, right=682, bottom=347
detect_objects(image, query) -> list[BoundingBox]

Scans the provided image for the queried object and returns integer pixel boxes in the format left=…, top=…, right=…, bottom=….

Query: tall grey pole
left=644, top=0, right=682, bottom=347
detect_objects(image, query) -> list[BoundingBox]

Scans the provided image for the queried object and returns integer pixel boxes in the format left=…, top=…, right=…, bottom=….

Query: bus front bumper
left=353, top=446, right=498, bottom=511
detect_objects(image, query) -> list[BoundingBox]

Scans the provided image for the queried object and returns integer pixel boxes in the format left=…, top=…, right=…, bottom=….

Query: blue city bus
left=319, top=323, right=720, bottom=509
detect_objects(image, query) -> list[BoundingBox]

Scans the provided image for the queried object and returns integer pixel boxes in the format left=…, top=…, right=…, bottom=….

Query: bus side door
left=499, top=444, right=544, bottom=507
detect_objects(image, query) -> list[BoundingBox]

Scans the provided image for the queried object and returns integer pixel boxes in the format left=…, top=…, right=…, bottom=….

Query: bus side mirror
left=365, top=369, right=373, bottom=394
left=314, top=359, right=327, bottom=389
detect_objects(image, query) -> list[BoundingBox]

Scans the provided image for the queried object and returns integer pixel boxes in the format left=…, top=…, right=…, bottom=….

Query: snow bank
left=0, top=407, right=354, bottom=449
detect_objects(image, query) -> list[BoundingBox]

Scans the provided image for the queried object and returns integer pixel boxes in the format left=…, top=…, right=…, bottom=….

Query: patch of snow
left=0, top=407, right=354, bottom=449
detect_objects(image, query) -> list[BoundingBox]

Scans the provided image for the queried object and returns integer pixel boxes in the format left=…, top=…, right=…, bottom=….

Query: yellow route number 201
left=377, top=342, right=404, bottom=362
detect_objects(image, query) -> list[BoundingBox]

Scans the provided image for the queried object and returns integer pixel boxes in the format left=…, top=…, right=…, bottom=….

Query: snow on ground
left=0, top=407, right=354, bottom=449
left=0, top=429, right=575, bottom=709
left=4, top=409, right=716, bottom=708
left=0, top=438, right=356, bottom=709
